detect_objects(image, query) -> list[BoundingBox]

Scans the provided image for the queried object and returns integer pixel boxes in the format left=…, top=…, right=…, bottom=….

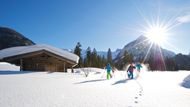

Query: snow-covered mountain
left=114, top=35, right=176, bottom=62
left=112, top=49, right=122, bottom=59
left=0, top=27, right=35, bottom=50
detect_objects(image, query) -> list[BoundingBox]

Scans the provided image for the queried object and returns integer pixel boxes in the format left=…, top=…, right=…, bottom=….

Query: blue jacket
left=136, top=64, right=142, bottom=70
left=106, top=64, right=112, bottom=71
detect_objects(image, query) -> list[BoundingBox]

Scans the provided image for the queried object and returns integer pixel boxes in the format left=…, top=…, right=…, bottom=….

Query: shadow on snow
left=75, top=79, right=107, bottom=84
left=112, top=78, right=131, bottom=85
left=0, top=71, right=38, bottom=75
left=181, top=74, right=190, bottom=89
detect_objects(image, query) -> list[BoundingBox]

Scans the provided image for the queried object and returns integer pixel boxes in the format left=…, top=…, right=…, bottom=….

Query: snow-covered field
left=0, top=67, right=190, bottom=107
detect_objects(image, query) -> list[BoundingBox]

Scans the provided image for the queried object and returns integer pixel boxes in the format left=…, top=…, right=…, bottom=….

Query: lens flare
left=144, top=25, right=169, bottom=45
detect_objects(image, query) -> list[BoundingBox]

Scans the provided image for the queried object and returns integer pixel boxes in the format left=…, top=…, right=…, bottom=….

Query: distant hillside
left=0, top=27, right=35, bottom=50
left=114, top=35, right=175, bottom=62
left=174, top=53, right=190, bottom=70
left=114, top=35, right=177, bottom=70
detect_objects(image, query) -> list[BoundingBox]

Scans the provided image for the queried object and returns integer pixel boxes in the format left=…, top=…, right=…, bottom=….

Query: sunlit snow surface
left=0, top=67, right=190, bottom=107
left=0, top=62, right=20, bottom=71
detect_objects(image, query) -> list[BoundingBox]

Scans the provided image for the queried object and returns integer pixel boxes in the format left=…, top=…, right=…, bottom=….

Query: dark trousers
left=128, top=71, right=133, bottom=79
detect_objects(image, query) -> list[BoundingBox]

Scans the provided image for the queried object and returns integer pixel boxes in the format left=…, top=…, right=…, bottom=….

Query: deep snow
left=0, top=67, right=190, bottom=107
left=0, top=62, right=20, bottom=71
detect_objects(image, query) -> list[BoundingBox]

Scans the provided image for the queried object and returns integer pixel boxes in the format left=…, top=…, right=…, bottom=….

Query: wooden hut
left=0, top=44, right=79, bottom=72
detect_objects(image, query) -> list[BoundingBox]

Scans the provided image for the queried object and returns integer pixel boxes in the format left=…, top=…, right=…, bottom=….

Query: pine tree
left=107, top=48, right=112, bottom=64
left=97, top=55, right=104, bottom=68
left=123, top=51, right=131, bottom=63
left=122, top=51, right=133, bottom=68
left=74, top=42, right=82, bottom=67
left=102, top=55, right=107, bottom=68
left=92, top=48, right=98, bottom=67
left=86, top=47, right=92, bottom=67
left=165, top=57, right=177, bottom=71
left=115, top=50, right=133, bottom=70
left=146, top=51, right=154, bottom=71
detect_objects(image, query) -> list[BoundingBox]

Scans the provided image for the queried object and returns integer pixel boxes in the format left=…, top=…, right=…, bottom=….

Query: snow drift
left=181, top=74, right=190, bottom=88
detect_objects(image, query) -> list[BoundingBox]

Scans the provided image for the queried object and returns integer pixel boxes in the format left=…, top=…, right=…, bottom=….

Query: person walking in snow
left=127, top=63, right=136, bottom=79
left=135, top=62, right=143, bottom=78
left=105, top=63, right=112, bottom=80
left=136, top=63, right=142, bottom=72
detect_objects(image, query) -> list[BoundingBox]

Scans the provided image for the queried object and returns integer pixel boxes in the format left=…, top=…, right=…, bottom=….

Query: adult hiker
left=127, top=63, right=136, bottom=79
left=105, top=63, right=112, bottom=80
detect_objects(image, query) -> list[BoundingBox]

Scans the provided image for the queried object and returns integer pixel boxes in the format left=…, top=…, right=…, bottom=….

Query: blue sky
left=0, top=0, right=190, bottom=54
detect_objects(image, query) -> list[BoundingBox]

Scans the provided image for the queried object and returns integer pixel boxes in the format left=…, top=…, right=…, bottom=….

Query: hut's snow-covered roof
left=0, top=44, right=79, bottom=64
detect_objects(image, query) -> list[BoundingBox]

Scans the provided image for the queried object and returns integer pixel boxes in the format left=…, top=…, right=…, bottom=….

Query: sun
left=144, top=25, right=169, bottom=45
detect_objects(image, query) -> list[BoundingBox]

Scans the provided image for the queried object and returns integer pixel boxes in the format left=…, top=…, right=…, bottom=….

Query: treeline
left=115, top=52, right=178, bottom=71
left=73, top=42, right=134, bottom=70
left=73, top=42, right=113, bottom=68
left=145, top=55, right=177, bottom=71
left=115, top=50, right=180, bottom=71
left=143, top=51, right=179, bottom=71
left=73, top=42, right=189, bottom=71
left=114, top=50, right=134, bottom=70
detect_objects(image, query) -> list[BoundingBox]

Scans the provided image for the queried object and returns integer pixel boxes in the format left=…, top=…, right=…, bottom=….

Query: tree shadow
left=0, top=71, right=37, bottom=75
left=112, top=78, right=130, bottom=85
left=75, top=79, right=107, bottom=84
left=181, top=74, right=190, bottom=89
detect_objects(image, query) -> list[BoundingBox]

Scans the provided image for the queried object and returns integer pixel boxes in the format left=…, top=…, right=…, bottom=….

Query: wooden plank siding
left=2, top=50, right=77, bottom=72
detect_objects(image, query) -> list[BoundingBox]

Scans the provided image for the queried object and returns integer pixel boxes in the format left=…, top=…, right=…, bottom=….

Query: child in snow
left=105, top=63, right=112, bottom=80
left=127, top=63, right=136, bottom=79
left=136, top=62, right=143, bottom=77
left=136, top=62, right=142, bottom=72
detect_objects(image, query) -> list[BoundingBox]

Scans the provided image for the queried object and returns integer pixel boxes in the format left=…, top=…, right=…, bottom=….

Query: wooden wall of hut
left=21, top=53, right=72, bottom=72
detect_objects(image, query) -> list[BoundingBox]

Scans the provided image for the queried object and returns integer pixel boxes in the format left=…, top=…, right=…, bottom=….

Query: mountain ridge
left=114, top=35, right=176, bottom=62
left=0, top=27, right=35, bottom=50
